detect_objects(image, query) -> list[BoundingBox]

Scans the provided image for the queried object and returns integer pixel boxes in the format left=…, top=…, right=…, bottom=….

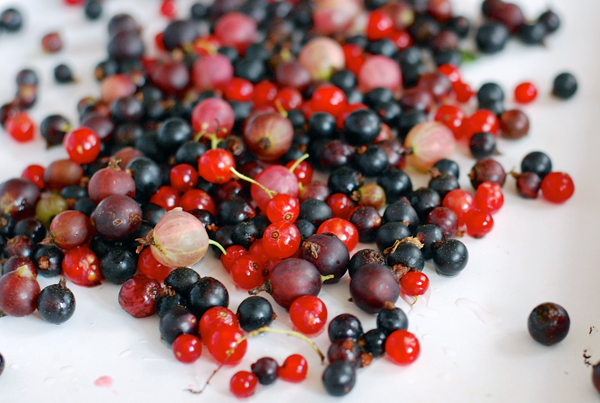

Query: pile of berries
left=0, top=0, right=582, bottom=398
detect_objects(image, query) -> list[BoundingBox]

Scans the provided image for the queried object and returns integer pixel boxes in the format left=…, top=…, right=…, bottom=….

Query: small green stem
left=321, top=274, right=335, bottom=283
left=227, top=326, right=325, bottom=363
left=208, top=240, right=226, bottom=255
left=274, top=99, right=288, bottom=118
left=230, top=167, right=277, bottom=199
left=288, top=153, right=310, bottom=174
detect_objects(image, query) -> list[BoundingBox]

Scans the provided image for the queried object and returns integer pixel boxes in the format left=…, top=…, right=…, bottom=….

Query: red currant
left=453, top=80, right=474, bottom=103
left=317, top=218, right=359, bottom=252
left=198, top=149, right=235, bottom=184
left=400, top=272, right=429, bottom=297
left=263, top=221, right=301, bottom=259
left=541, top=172, right=574, bottom=203
left=474, top=182, right=504, bottom=214
left=389, top=29, right=413, bottom=51
left=207, top=327, right=247, bottom=365
left=434, top=105, right=465, bottom=138
left=169, top=163, right=199, bottom=193
left=230, top=254, right=265, bottom=290
left=326, top=193, right=354, bottom=220
left=199, top=306, right=239, bottom=341
left=266, top=194, right=300, bottom=223
left=149, top=186, right=179, bottom=211
left=21, top=165, right=45, bottom=189
left=172, top=334, right=202, bottom=363
left=514, top=82, right=537, bottom=104
left=289, top=295, right=328, bottom=335
left=6, top=112, right=35, bottom=143
left=366, top=10, right=394, bottom=41
left=278, top=354, right=308, bottom=383
left=62, top=246, right=102, bottom=287
left=155, top=32, right=166, bottom=51
left=160, top=0, right=177, bottom=19
left=285, top=159, right=313, bottom=187
left=137, top=247, right=173, bottom=283
left=248, top=239, right=269, bottom=265
left=63, top=127, right=101, bottom=164
left=178, top=189, right=215, bottom=215
left=223, top=78, right=254, bottom=102
left=342, top=44, right=365, bottom=76
left=465, top=209, right=494, bottom=238
left=254, top=80, right=278, bottom=107
left=220, top=245, right=248, bottom=272
left=311, top=85, right=347, bottom=117
left=230, top=371, right=258, bottom=398
left=385, top=330, right=420, bottom=365
left=443, top=189, right=475, bottom=226
left=462, top=109, right=499, bottom=140
left=274, top=87, right=303, bottom=111
left=437, top=63, right=461, bottom=83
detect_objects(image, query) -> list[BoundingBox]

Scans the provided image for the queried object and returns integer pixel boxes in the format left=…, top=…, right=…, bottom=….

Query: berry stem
left=321, top=274, right=335, bottom=283
left=230, top=167, right=277, bottom=199
left=208, top=239, right=227, bottom=255
left=274, top=99, right=288, bottom=118
left=288, top=153, right=310, bottom=174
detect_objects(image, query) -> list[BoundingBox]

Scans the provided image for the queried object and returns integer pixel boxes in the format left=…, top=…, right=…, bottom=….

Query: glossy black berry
left=366, top=39, right=398, bottom=58
left=552, top=72, right=578, bottom=100
left=387, top=242, right=424, bottom=272
left=84, top=0, right=103, bottom=20
left=363, top=328, right=387, bottom=357
left=414, top=224, right=444, bottom=260
left=156, top=290, right=184, bottom=318
left=251, top=357, right=279, bottom=385
left=100, top=249, right=137, bottom=284
left=33, top=245, right=63, bottom=278
left=538, top=10, right=560, bottom=34
left=409, top=187, right=441, bottom=222
left=445, top=16, right=471, bottom=38
left=216, top=197, right=255, bottom=227
left=162, top=20, right=199, bottom=51
left=14, top=218, right=46, bottom=245
left=308, top=112, right=337, bottom=139
left=398, top=109, right=427, bottom=139
left=164, top=267, right=201, bottom=296
left=479, top=99, right=505, bottom=116
left=328, top=338, right=362, bottom=369
left=37, top=278, right=76, bottom=325
left=469, top=132, right=497, bottom=159
left=343, top=109, right=381, bottom=146
left=185, top=277, right=228, bottom=319
left=377, top=169, right=413, bottom=203
left=328, top=314, right=364, bottom=342
left=433, top=159, right=459, bottom=179
left=157, top=117, right=192, bottom=154
left=428, top=173, right=460, bottom=200
left=377, top=306, right=408, bottom=336
left=298, top=199, right=331, bottom=227
left=174, top=141, right=207, bottom=166
left=432, top=239, right=469, bottom=276
left=328, top=166, right=363, bottom=197
left=363, top=88, right=395, bottom=109
left=528, top=302, right=570, bottom=346
left=159, top=306, right=199, bottom=344
left=236, top=296, right=274, bottom=332
left=235, top=58, right=266, bottom=83
left=518, top=22, right=546, bottom=45
left=376, top=222, right=412, bottom=253
left=322, top=361, right=356, bottom=397
left=373, top=100, right=403, bottom=127
left=330, top=70, right=357, bottom=93
left=0, top=8, right=23, bottom=32
left=348, top=249, right=385, bottom=279
left=126, top=157, right=162, bottom=199
left=295, top=219, right=316, bottom=243
left=232, top=221, right=259, bottom=249
left=476, top=22, right=509, bottom=54
left=54, top=64, right=75, bottom=84
left=478, top=82, right=504, bottom=104
left=355, top=145, right=389, bottom=177
left=383, top=198, right=419, bottom=231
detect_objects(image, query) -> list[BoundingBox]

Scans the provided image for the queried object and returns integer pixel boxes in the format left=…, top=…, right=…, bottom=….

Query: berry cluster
left=0, top=0, right=582, bottom=398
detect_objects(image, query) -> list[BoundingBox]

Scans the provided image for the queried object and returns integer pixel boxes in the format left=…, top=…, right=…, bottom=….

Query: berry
left=465, top=209, right=494, bottom=238
left=552, top=72, right=578, bottom=99
left=541, top=172, right=574, bottom=203
left=385, top=330, right=420, bottom=365
left=474, top=182, right=504, bottom=214
left=289, top=295, right=328, bottom=335
left=230, top=371, right=258, bottom=398
left=528, top=302, right=570, bottom=346
left=432, top=239, right=469, bottom=276
left=322, top=361, right=356, bottom=397
left=236, top=296, right=275, bottom=332
left=6, top=112, right=35, bottom=143
left=251, top=357, right=279, bottom=385
left=514, top=82, right=537, bottom=104
left=63, top=128, right=101, bottom=164
left=400, top=272, right=429, bottom=297
left=172, top=334, right=202, bottom=364
left=279, top=354, right=308, bottom=383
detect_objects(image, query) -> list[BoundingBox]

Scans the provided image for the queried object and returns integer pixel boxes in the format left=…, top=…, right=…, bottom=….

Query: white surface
left=0, top=0, right=599, bottom=402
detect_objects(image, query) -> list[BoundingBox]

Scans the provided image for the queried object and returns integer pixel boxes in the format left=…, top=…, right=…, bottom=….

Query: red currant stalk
left=230, top=167, right=277, bottom=199
left=287, top=153, right=310, bottom=175
left=273, top=99, right=288, bottom=117
left=194, top=129, right=227, bottom=149
left=189, top=325, right=325, bottom=394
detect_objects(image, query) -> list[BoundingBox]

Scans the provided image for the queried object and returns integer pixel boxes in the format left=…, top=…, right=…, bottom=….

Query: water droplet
left=10, top=364, right=18, bottom=369
left=455, top=298, right=501, bottom=325
left=119, top=349, right=132, bottom=359
left=60, top=366, right=74, bottom=374
left=44, top=377, right=56, bottom=385
left=443, top=347, right=457, bottom=356
left=403, top=288, right=438, bottom=318
left=94, top=376, right=113, bottom=388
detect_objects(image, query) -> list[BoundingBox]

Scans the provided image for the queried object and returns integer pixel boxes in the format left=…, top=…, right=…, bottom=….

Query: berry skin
left=37, top=278, right=76, bottom=324
left=279, top=354, right=308, bottom=383
left=514, top=82, right=537, bottom=104
left=63, top=127, right=101, bottom=164
left=289, top=295, right=328, bottom=335
left=266, top=194, right=300, bottom=223
left=385, top=329, right=420, bottom=365
left=400, top=272, right=429, bottom=297
left=251, top=357, right=279, bottom=385
left=62, top=246, right=102, bottom=287
left=317, top=218, right=359, bottom=252
left=198, top=149, right=235, bottom=184
left=172, top=334, right=202, bottom=363
left=169, top=164, right=198, bottom=193
left=528, top=302, right=570, bottom=346
left=230, top=371, right=258, bottom=398
left=474, top=181, right=504, bottom=214
left=541, top=172, right=574, bottom=203
left=21, top=165, right=45, bottom=190
left=465, top=209, right=494, bottom=238
left=322, top=361, right=356, bottom=397
left=552, top=72, right=577, bottom=100
left=6, top=112, right=35, bottom=143
left=366, top=10, right=394, bottom=41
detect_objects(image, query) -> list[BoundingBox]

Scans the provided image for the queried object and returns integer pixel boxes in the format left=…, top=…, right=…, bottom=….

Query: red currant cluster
left=0, top=0, right=580, bottom=398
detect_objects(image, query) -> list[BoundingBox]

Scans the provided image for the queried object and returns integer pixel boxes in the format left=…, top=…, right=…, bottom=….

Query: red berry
left=178, top=189, right=215, bottom=214
left=278, top=354, right=308, bottom=383
left=515, top=82, right=537, bottom=104
left=160, top=0, right=177, bottom=19
left=274, top=87, right=303, bottom=111
left=389, top=29, right=413, bottom=51
left=198, top=149, right=235, bottom=184
left=137, top=247, right=173, bottom=283
left=62, top=246, right=102, bottom=287
left=400, top=272, right=429, bottom=297
left=317, top=218, right=359, bottom=252
left=6, top=112, right=35, bottom=143
left=311, top=85, right=347, bottom=117
left=437, top=63, right=461, bottom=83
left=289, top=295, right=328, bottom=335
left=474, top=182, right=504, bottom=214
left=149, top=186, right=179, bottom=211
left=254, top=80, right=278, bottom=107
left=230, top=254, right=265, bottom=290
left=223, top=78, right=254, bottom=102
left=366, top=10, right=394, bottom=41
left=263, top=221, right=302, bottom=259
left=172, top=334, right=202, bottom=363
left=207, top=327, right=247, bottom=365
left=443, top=189, right=475, bottom=226
left=169, top=164, right=199, bottom=193
left=463, top=109, right=499, bottom=140
left=342, top=44, right=365, bottom=76
left=118, top=274, right=160, bottom=318
left=453, top=80, right=474, bottom=103
left=285, top=159, right=314, bottom=187
left=220, top=245, right=248, bottom=272
left=326, top=193, right=355, bottom=220
left=230, top=371, right=258, bottom=398
left=63, top=127, right=101, bottom=164
left=248, top=239, right=269, bottom=265
left=199, top=306, right=239, bottom=341
left=541, top=172, right=574, bottom=203
left=266, top=194, right=300, bottom=223
left=21, top=165, right=45, bottom=189
left=385, top=329, right=420, bottom=365
left=434, top=105, right=465, bottom=139
left=465, top=209, right=494, bottom=238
